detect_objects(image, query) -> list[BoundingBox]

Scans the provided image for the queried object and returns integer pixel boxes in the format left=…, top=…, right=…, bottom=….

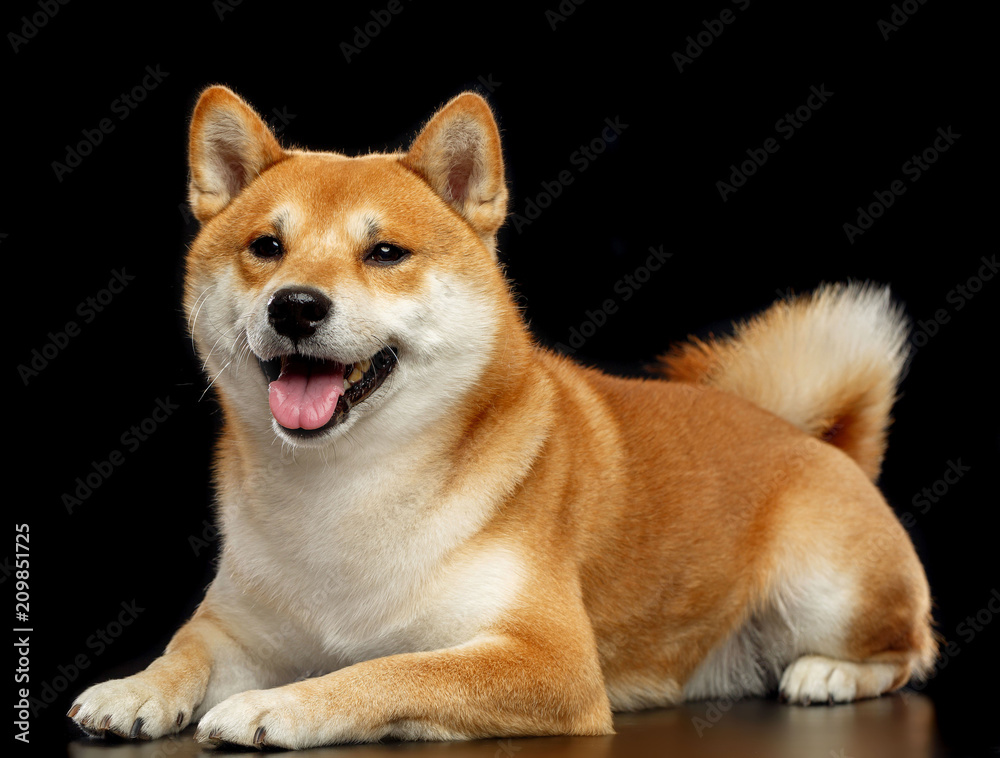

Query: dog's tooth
left=358, top=358, right=371, bottom=373
left=348, top=365, right=364, bottom=383
left=344, top=377, right=354, bottom=390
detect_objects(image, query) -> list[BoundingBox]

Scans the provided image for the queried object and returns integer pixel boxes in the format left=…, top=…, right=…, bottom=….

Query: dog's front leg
left=68, top=602, right=270, bottom=740
left=196, top=626, right=615, bottom=748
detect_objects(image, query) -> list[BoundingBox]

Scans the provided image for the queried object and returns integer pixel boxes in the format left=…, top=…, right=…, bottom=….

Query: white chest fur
left=209, top=442, right=524, bottom=674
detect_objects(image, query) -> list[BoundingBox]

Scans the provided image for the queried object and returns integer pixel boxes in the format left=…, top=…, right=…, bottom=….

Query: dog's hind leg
left=775, top=572, right=936, bottom=705
left=769, top=466, right=937, bottom=705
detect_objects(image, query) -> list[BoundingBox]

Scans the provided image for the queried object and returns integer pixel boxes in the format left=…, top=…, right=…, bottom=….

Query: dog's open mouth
left=258, top=346, right=398, bottom=436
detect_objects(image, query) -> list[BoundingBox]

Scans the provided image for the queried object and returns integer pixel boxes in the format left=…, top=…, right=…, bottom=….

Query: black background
left=7, top=1, right=997, bottom=755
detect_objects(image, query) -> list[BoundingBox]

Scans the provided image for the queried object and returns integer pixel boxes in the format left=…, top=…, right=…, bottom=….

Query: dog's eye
left=366, top=243, right=409, bottom=266
left=249, top=235, right=283, bottom=259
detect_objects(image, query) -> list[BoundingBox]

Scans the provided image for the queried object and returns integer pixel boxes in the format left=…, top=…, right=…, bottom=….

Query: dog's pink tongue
left=268, top=359, right=345, bottom=430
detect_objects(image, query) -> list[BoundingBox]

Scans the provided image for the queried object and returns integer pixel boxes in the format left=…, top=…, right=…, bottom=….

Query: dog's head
left=183, top=87, right=512, bottom=448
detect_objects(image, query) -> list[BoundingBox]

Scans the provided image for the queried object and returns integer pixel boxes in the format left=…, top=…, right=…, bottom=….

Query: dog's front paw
left=69, top=675, right=194, bottom=740
left=195, top=687, right=313, bottom=749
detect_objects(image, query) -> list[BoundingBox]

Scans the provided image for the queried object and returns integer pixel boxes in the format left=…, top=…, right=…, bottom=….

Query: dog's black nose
left=267, top=287, right=332, bottom=341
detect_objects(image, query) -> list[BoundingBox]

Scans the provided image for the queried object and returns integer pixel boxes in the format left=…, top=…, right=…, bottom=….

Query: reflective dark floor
left=66, top=693, right=964, bottom=758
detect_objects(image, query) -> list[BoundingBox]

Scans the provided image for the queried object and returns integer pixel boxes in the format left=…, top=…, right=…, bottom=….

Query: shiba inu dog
left=68, top=86, right=936, bottom=749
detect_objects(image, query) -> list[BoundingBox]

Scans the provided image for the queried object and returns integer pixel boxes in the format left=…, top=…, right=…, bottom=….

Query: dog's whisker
left=188, top=284, right=217, bottom=337
left=199, top=360, right=231, bottom=402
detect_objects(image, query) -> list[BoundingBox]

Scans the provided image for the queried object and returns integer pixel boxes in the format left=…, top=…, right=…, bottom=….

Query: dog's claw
left=67, top=704, right=81, bottom=718
left=176, top=711, right=185, bottom=727
left=253, top=726, right=267, bottom=746
left=129, top=717, right=147, bottom=740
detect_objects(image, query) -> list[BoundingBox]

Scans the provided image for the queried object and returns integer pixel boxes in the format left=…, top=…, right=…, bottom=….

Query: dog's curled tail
left=658, top=283, right=911, bottom=481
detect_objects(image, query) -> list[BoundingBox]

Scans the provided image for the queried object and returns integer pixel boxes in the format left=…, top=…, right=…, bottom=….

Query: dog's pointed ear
left=187, top=85, right=285, bottom=223
left=401, top=93, right=508, bottom=254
